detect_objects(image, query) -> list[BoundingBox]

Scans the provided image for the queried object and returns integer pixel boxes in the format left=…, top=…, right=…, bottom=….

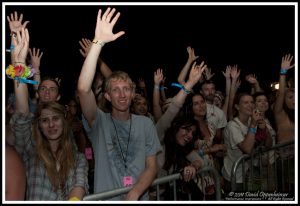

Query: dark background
left=4, top=3, right=296, bottom=104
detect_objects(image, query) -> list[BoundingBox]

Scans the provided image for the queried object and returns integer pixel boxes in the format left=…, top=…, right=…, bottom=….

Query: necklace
left=110, top=114, right=132, bottom=169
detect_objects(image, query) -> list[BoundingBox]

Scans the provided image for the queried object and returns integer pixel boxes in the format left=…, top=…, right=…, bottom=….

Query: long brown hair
left=32, top=101, right=76, bottom=191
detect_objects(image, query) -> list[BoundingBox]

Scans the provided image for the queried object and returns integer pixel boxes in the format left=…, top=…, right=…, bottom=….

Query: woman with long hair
left=9, top=26, right=88, bottom=200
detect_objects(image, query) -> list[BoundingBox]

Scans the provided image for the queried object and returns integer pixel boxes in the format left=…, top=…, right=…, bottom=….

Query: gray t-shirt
left=82, top=109, right=161, bottom=200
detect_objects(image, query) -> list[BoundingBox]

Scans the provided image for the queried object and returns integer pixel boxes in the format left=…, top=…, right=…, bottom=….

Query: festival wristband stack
left=171, top=83, right=192, bottom=94
left=280, top=68, right=287, bottom=75
left=6, top=64, right=39, bottom=85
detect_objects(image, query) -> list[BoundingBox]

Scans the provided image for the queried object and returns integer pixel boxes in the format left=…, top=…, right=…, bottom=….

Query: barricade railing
left=83, top=166, right=221, bottom=201
left=230, top=140, right=295, bottom=194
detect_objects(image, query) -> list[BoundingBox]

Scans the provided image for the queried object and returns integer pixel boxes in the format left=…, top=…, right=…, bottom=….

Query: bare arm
left=77, top=7, right=125, bottom=127
left=5, top=145, right=26, bottom=200
left=29, top=47, right=43, bottom=98
left=153, top=68, right=164, bottom=121
left=12, top=28, right=30, bottom=114
left=273, top=54, right=294, bottom=114
left=177, top=46, right=199, bottom=85
left=125, top=155, right=157, bottom=200
left=221, top=66, right=231, bottom=119
left=228, top=65, right=240, bottom=121
left=245, top=74, right=263, bottom=94
left=79, top=38, right=113, bottom=78
left=238, top=110, right=260, bottom=154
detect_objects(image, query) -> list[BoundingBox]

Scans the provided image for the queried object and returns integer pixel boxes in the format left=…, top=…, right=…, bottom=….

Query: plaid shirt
left=11, top=112, right=89, bottom=200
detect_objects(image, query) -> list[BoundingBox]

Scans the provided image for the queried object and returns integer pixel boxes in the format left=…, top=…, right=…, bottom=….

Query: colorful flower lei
left=6, top=64, right=39, bottom=84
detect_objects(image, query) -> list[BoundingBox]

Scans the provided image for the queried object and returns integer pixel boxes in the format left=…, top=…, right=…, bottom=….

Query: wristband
left=69, top=197, right=80, bottom=201
left=154, top=85, right=160, bottom=90
left=171, top=83, right=191, bottom=94
left=280, top=69, right=287, bottom=75
left=248, top=127, right=257, bottom=134
left=92, top=39, right=105, bottom=47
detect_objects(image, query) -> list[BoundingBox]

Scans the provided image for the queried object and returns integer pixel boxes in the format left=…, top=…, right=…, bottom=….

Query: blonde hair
left=33, top=101, right=76, bottom=191
left=104, top=71, right=136, bottom=93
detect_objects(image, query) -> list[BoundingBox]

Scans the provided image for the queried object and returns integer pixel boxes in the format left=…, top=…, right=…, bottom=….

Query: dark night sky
left=4, top=3, right=296, bottom=104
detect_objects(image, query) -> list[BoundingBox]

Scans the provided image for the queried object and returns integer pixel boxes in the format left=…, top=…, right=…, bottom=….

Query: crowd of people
left=4, top=8, right=295, bottom=201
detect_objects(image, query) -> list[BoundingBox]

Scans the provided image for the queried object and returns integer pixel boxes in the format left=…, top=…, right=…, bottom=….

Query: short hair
left=200, top=80, right=215, bottom=90
left=104, top=71, right=136, bottom=93
left=39, top=76, right=61, bottom=93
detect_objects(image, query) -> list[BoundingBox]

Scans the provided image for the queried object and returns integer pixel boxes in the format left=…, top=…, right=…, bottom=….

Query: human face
left=132, top=96, right=148, bottom=115
left=192, top=95, right=207, bottom=118
left=105, top=79, right=134, bottom=113
left=67, top=100, right=77, bottom=116
left=255, top=95, right=269, bottom=113
left=201, top=83, right=215, bottom=103
left=38, top=80, right=60, bottom=102
left=285, top=90, right=295, bottom=110
left=236, top=95, right=255, bottom=116
left=176, top=125, right=197, bottom=146
left=39, top=109, right=64, bottom=141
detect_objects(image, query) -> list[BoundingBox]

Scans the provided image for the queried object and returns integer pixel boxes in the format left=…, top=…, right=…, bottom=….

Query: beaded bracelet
left=280, top=68, right=287, bottom=75
left=171, top=83, right=192, bottom=94
left=6, top=64, right=39, bottom=85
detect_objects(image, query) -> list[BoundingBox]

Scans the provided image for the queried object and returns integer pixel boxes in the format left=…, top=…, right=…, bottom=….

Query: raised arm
left=29, top=47, right=43, bottom=97
left=153, top=68, right=164, bottom=121
left=221, top=65, right=231, bottom=119
left=245, top=73, right=263, bottom=94
left=77, top=7, right=125, bottom=127
left=228, top=65, right=240, bottom=120
left=273, top=54, right=294, bottom=114
left=79, top=37, right=113, bottom=78
left=177, top=46, right=199, bottom=85
left=11, top=28, right=30, bottom=114
left=175, top=61, right=207, bottom=105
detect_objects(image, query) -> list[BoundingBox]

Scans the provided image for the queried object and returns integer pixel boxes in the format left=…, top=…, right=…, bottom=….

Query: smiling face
left=175, top=125, right=197, bottom=146
left=38, top=108, right=64, bottom=141
left=235, top=94, right=255, bottom=117
left=104, top=79, right=134, bottom=113
left=132, top=95, right=148, bottom=116
left=254, top=94, right=269, bottom=113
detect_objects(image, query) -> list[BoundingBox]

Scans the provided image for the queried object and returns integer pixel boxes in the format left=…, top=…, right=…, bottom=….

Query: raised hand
left=29, top=47, right=43, bottom=69
left=11, top=28, right=29, bottom=64
left=79, top=38, right=92, bottom=57
left=94, top=7, right=125, bottom=43
left=138, top=78, right=146, bottom=88
left=187, top=46, right=199, bottom=62
left=154, top=68, right=164, bottom=86
left=281, top=54, right=294, bottom=70
left=7, top=11, right=30, bottom=33
left=245, top=74, right=258, bottom=85
left=203, top=67, right=215, bottom=80
left=222, top=65, right=231, bottom=79
left=230, top=65, right=240, bottom=80
left=188, top=61, right=207, bottom=85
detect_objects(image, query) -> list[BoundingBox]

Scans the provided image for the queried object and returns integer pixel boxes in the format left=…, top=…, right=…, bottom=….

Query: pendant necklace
left=110, top=114, right=132, bottom=169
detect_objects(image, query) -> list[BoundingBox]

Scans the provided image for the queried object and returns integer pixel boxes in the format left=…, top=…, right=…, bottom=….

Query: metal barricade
left=230, top=140, right=295, bottom=195
left=83, top=166, right=221, bottom=201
